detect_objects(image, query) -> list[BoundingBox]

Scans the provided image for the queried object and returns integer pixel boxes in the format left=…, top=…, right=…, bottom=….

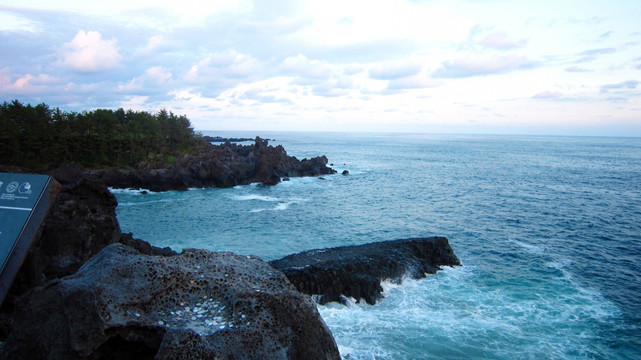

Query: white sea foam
left=511, top=239, right=545, bottom=254
left=115, top=198, right=180, bottom=207
left=249, top=202, right=295, bottom=213
left=230, top=194, right=280, bottom=202
left=318, top=263, right=621, bottom=360
left=108, top=187, right=158, bottom=195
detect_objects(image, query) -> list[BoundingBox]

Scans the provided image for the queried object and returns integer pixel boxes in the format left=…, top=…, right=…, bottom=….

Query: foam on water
left=319, top=265, right=622, bottom=359
left=249, top=202, right=293, bottom=213
left=108, top=187, right=159, bottom=195
left=114, top=133, right=641, bottom=359
left=229, top=194, right=280, bottom=202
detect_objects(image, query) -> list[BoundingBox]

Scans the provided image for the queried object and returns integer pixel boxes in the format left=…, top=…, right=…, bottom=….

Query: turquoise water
left=113, top=132, right=641, bottom=359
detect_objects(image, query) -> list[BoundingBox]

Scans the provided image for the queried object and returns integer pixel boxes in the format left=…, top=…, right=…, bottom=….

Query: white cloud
left=185, top=51, right=261, bottom=84
left=532, top=90, right=563, bottom=99
left=0, top=71, right=60, bottom=95
left=279, top=54, right=332, bottom=82
left=369, top=62, right=422, bottom=80
left=433, top=55, right=536, bottom=78
left=387, top=76, right=440, bottom=90
left=118, top=66, right=172, bottom=92
left=119, top=95, right=150, bottom=111
left=600, top=80, right=639, bottom=93
left=0, top=12, right=42, bottom=32
left=140, top=35, right=164, bottom=53
left=478, top=31, right=526, bottom=50
left=60, top=30, right=122, bottom=72
left=468, top=26, right=527, bottom=50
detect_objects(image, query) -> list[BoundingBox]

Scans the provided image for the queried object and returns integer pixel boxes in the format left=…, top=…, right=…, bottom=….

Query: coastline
left=0, top=138, right=459, bottom=359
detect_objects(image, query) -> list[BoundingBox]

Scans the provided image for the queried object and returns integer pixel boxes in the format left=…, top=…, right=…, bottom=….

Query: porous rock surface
left=269, top=237, right=461, bottom=305
left=1, top=244, right=340, bottom=360
left=79, top=137, right=336, bottom=191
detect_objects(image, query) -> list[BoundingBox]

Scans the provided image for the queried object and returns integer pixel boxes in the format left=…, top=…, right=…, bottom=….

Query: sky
left=0, top=0, right=640, bottom=136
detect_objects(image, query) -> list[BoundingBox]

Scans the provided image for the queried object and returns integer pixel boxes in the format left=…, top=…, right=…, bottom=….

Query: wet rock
left=269, top=237, right=461, bottom=305
left=341, top=170, right=349, bottom=175
left=1, top=244, right=340, bottom=360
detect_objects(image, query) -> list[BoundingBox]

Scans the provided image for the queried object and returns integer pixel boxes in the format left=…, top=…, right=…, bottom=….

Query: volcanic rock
left=269, top=237, right=461, bottom=305
left=81, top=137, right=336, bottom=191
left=1, top=244, right=340, bottom=360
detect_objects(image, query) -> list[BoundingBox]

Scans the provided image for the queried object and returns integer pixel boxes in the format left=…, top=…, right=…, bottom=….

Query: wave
left=318, top=264, right=622, bottom=359
left=511, top=239, right=546, bottom=255
left=230, top=194, right=280, bottom=202
left=249, top=202, right=295, bottom=213
left=116, top=198, right=180, bottom=207
left=108, top=187, right=158, bottom=195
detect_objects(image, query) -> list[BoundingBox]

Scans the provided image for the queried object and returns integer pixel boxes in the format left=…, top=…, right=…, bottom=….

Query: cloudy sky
left=1, top=0, right=640, bottom=135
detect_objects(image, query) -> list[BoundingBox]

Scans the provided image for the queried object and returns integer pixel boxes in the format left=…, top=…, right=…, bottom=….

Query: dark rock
left=79, top=137, right=336, bottom=191
left=119, top=233, right=177, bottom=257
left=203, top=135, right=254, bottom=143
left=0, top=180, right=174, bottom=339
left=341, top=170, right=349, bottom=175
left=4, top=179, right=121, bottom=298
left=1, top=244, right=340, bottom=360
left=269, top=237, right=460, bottom=305
left=47, top=164, right=86, bottom=185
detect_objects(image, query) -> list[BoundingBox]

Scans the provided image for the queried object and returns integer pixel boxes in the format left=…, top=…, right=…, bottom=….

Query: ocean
left=112, top=132, right=641, bottom=359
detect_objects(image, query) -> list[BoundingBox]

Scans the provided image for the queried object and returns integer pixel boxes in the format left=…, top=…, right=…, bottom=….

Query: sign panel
left=0, top=172, right=59, bottom=304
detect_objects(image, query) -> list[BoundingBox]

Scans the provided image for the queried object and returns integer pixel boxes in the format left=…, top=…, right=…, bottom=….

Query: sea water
left=113, top=132, right=641, bottom=359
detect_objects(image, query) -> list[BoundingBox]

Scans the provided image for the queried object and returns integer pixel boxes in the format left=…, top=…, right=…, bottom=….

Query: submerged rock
left=269, top=237, right=460, bottom=305
left=1, top=244, right=339, bottom=360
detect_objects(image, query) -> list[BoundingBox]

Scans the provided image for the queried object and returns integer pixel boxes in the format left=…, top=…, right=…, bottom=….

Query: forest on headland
left=0, top=100, right=203, bottom=170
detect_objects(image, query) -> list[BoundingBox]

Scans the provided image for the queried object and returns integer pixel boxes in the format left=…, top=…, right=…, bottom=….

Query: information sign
left=0, top=172, right=60, bottom=305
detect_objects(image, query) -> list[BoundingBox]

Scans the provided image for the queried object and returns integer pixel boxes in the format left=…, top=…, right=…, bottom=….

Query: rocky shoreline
left=0, top=140, right=460, bottom=359
left=46, top=136, right=336, bottom=191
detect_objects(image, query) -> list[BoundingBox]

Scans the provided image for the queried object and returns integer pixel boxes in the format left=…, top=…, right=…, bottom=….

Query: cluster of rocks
left=0, top=141, right=460, bottom=358
left=49, top=137, right=336, bottom=191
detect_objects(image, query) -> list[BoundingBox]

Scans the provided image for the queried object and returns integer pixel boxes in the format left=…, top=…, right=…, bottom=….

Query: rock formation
left=269, top=237, right=461, bottom=305
left=50, top=137, right=336, bottom=191
left=0, top=179, right=176, bottom=341
left=1, top=244, right=339, bottom=360
left=0, top=179, right=174, bottom=307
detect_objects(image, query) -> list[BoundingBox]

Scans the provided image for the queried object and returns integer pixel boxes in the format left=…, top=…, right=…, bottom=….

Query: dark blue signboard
left=0, top=173, right=59, bottom=304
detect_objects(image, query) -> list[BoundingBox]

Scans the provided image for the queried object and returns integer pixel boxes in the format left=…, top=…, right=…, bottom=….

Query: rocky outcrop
left=203, top=136, right=256, bottom=143
left=1, top=179, right=175, bottom=306
left=50, top=137, right=336, bottom=191
left=0, top=179, right=175, bottom=340
left=269, top=237, right=461, bottom=305
left=1, top=244, right=340, bottom=360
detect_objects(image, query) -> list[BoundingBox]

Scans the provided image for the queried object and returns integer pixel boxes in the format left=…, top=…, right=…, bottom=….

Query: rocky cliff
left=49, top=137, right=336, bottom=191
left=270, top=237, right=461, bottom=305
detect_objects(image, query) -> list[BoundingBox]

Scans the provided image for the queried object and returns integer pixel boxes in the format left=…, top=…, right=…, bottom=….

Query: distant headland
left=0, top=100, right=335, bottom=190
